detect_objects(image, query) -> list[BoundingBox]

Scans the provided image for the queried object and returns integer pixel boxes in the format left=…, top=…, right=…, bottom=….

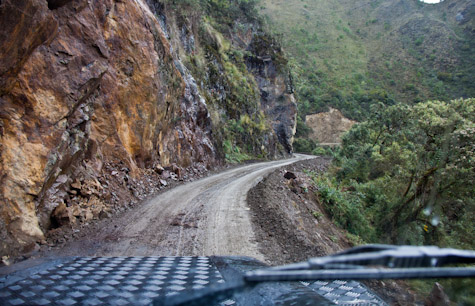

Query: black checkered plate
left=0, top=257, right=386, bottom=305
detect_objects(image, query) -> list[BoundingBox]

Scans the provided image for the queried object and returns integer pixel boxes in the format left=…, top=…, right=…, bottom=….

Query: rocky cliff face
left=0, top=0, right=296, bottom=257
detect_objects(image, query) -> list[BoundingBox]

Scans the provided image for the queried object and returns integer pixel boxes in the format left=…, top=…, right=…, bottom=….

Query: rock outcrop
left=0, top=0, right=296, bottom=257
left=245, top=34, right=297, bottom=153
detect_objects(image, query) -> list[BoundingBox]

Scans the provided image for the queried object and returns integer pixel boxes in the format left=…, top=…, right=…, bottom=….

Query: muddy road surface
left=39, top=154, right=313, bottom=262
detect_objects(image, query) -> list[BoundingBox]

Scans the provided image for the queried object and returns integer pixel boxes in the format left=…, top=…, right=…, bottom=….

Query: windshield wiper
left=245, top=244, right=475, bottom=282
left=158, top=245, right=475, bottom=305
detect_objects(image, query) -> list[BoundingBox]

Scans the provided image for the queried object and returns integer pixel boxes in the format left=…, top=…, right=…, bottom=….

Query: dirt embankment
left=247, top=157, right=421, bottom=305
left=247, top=157, right=347, bottom=264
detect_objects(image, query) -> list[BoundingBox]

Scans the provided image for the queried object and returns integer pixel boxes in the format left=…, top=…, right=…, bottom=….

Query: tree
left=334, top=98, right=475, bottom=246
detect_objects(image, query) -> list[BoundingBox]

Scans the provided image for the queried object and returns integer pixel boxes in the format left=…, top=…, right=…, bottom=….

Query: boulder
left=284, top=171, right=297, bottom=180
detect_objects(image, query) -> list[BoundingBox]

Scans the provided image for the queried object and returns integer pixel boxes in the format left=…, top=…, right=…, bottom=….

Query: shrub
left=314, top=177, right=376, bottom=242
left=293, top=138, right=317, bottom=153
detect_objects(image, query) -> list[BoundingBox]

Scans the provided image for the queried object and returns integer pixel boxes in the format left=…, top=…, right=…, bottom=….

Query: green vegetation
left=311, top=211, right=323, bottom=219
left=293, top=138, right=335, bottom=156
left=314, top=175, right=377, bottom=242
left=160, top=0, right=284, bottom=163
left=162, top=0, right=262, bottom=23
left=312, top=98, right=474, bottom=302
left=222, top=139, right=251, bottom=163
left=326, top=98, right=474, bottom=248
left=261, top=0, right=475, bottom=131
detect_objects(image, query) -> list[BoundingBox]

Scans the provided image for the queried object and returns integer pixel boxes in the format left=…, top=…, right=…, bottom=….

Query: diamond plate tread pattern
left=0, top=256, right=225, bottom=306
left=0, top=256, right=386, bottom=306
left=305, top=280, right=388, bottom=306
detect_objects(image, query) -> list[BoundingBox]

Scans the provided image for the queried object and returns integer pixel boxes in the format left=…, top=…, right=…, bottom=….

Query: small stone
left=51, top=202, right=70, bottom=227
left=284, top=171, right=297, bottom=180
left=84, top=209, right=94, bottom=221
left=56, top=175, right=69, bottom=184
left=99, top=210, right=111, bottom=219
left=155, top=165, right=165, bottom=174
left=1, top=256, right=11, bottom=266
left=161, top=171, right=171, bottom=179
left=68, top=205, right=81, bottom=217
left=71, top=179, right=82, bottom=190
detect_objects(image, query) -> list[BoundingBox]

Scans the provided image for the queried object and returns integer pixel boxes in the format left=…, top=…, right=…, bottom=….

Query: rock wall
left=305, top=108, right=356, bottom=145
left=0, top=0, right=296, bottom=257
left=245, top=34, right=297, bottom=154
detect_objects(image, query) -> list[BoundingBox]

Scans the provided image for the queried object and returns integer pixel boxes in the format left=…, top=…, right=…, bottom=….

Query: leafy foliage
left=311, top=98, right=475, bottom=301
left=205, top=0, right=262, bottom=25
left=320, top=98, right=475, bottom=248
left=293, top=138, right=317, bottom=154
left=163, top=0, right=263, bottom=24
left=313, top=176, right=377, bottom=242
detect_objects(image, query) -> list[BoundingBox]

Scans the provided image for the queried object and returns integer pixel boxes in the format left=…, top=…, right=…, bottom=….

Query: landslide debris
left=305, top=108, right=356, bottom=145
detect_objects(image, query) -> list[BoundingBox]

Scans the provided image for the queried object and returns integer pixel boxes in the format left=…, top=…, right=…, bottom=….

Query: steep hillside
left=262, top=0, right=474, bottom=121
left=0, top=0, right=296, bottom=257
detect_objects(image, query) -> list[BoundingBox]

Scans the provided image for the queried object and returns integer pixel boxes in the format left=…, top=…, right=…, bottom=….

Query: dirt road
left=44, top=154, right=313, bottom=262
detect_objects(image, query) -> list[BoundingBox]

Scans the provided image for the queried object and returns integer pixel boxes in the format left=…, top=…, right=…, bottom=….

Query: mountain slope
left=262, top=0, right=474, bottom=121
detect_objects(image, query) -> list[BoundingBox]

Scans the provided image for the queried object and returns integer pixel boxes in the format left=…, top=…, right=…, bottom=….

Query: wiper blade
left=245, top=245, right=475, bottom=282
left=159, top=246, right=475, bottom=305
left=245, top=267, right=475, bottom=282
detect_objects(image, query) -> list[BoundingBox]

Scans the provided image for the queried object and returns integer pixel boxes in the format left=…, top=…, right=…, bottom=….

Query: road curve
left=50, top=154, right=313, bottom=261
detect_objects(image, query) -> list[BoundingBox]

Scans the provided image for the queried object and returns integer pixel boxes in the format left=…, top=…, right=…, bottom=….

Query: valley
left=0, top=0, right=473, bottom=304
